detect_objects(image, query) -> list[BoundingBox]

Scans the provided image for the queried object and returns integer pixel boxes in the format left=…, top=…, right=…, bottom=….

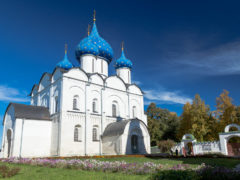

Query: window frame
left=92, top=125, right=99, bottom=141
left=74, top=125, right=82, bottom=142
left=73, top=95, right=79, bottom=111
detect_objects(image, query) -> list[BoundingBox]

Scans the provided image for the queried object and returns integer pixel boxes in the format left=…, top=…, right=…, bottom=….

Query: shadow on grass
left=145, top=155, right=240, bottom=168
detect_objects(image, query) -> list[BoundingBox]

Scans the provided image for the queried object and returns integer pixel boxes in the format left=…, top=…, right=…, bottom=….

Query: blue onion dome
left=115, top=47, right=133, bottom=69
left=56, top=48, right=73, bottom=70
left=88, top=22, right=114, bottom=63
left=75, top=36, right=99, bottom=60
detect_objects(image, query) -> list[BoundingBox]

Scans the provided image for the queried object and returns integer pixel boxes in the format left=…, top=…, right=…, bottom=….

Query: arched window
left=55, top=96, right=58, bottom=113
left=92, top=125, right=99, bottom=141
left=92, top=59, right=94, bottom=72
left=132, top=106, right=137, bottom=118
left=73, top=95, right=79, bottom=110
left=74, top=125, right=82, bottom=142
left=112, top=104, right=117, bottom=117
left=112, top=101, right=118, bottom=117
left=128, top=71, right=130, bottom=83
left=92, top=98, right=98, bottom=113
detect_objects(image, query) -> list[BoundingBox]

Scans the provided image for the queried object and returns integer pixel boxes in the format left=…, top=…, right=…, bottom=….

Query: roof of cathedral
left=5, top=103, right=51, bottom=121
left=102, top=118, right=147, bottom=137
left=115, top=48, right=133, bottom=69
left=102, top=119, right=131, bottom=137
left=75, top=22, right=114, bottom=63
left=56, top=49, right=73, bottom=70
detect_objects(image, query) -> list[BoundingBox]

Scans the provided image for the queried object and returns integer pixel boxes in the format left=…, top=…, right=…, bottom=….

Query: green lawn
left=0, top=162, right=148, bottom=180
left=0, top=157, right=239, bottom=179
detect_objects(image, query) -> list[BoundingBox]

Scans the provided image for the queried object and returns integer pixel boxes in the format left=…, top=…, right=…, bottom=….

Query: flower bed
left=0, top=158, right=205, bottom=175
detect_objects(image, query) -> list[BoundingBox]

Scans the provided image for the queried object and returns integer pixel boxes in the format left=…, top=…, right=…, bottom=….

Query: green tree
left=204, top=113, right=219, bottom=141
left=146, top=103, right=179, bottom=146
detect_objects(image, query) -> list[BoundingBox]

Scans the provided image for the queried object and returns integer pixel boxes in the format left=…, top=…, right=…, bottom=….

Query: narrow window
left=128, top=71, right=130, bottom=83
left=101, top=60, right=103, bottom=73
left=92, top=126, right=98, bottom=141
left=73, top=95, right=79, bottom=110
left=55, top=96, right=58, bottom=113
left=112, top=104, right=117, bottom=117
left=92, top=98, right=98, bottom=113
left=92, top=59, right=94, bottom=72
left=74, top=125, right=82, bottom=142
left=132, top=106, right=137, bottom=118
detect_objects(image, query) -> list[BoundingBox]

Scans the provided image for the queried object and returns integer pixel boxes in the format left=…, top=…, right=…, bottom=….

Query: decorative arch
left=219, top=124, right=240, bottom=156
left=127, top=84, right=143, bottom=95
left=107, top=94, right=126, bottom=117
left=64, top=67, right=88, bottom=81
left=89, top=74, right=104, bottom=85
left=69, top=86, right=85, bottom=112
left=224, top=124, right=240, bottom=133
left=182, top=134, right=195, bottom=140
left=38, top=73, right=52, bottom=92
left=51, top=68, right=65, bottom=83
left=105, top=76, right=126, bottom=91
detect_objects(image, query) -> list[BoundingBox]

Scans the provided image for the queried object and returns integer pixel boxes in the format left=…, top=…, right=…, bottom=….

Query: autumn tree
left=177, top=102, right=192, bottom=140
left=190, top=94, right=210, bottom=141
left=204, top=113, right=219, bottom=141
left=215, top=90, right=237, bottom=132
left=178, top=94, right=211, bottom=141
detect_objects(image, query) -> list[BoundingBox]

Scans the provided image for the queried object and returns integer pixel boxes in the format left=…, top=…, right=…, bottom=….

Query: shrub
left=157, top=139, right=175, bottom=153
left=0, top=165, right=20, bottom=178
left=198, top=166, right=240, bottom=180
left=150, top=170, right=200, bottom=180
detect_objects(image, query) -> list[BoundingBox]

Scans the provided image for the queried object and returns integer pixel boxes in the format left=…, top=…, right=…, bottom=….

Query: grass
left=0, top=162, right=148, bottom=180
left=0, top=157, right=239, bottom=179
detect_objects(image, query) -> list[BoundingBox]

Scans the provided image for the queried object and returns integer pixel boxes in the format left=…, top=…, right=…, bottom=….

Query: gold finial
left=87, top=24, right=90, bottom=36
left=93, top=10, right=96, bottom=22
left=121, top=41, right=124, bottom=51
left=65, top=44, right=68, bottom=54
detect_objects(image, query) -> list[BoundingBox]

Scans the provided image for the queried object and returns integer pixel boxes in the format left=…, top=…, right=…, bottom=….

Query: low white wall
left=13, top=118, right=52, bottom=158
left=193, top=141, right=221, bottom=155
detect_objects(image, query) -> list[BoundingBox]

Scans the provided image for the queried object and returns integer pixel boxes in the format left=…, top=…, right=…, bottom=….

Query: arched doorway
left=7, top=129, right=12, bottom=157
left=186, top=142, right=193, bottom=155
left=131, top=135, right=138, bottom=154
left=227, top=136, right=240, bottom=156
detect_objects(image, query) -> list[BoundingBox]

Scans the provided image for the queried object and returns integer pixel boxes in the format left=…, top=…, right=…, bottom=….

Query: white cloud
left=0, top=85, right=29, bottom=102
left=144, top=89, right=192, bottom=104
left=172, top=40, right=240, bottom=75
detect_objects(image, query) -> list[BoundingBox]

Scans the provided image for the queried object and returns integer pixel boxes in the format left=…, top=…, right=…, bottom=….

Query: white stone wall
left=193, top=141, right=221, bottom=155
left=27, top=62, right=147, bottom=156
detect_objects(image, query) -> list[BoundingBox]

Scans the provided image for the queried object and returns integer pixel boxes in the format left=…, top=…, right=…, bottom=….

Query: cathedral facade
left=1, top=16, right=150, bottom=158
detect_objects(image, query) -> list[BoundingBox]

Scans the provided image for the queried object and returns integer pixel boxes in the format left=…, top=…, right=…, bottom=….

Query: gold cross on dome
left=65, top=44, right=68, bottom=54
left=93, top=10, right=96, bottom=22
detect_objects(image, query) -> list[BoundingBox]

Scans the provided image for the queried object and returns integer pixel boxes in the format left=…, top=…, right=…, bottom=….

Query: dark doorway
left=7, top=129, right=12, bottom=157
left=227, top=136, right=240, bottom=156
left=131, top=135, right=138, bottom=154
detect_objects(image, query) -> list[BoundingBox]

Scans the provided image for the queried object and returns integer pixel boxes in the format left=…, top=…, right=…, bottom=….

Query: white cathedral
left=1, top=15, right=151, bottom=158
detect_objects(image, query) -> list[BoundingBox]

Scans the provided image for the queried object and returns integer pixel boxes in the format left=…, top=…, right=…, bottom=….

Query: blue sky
left=1, top=0, right=240, bottom=144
